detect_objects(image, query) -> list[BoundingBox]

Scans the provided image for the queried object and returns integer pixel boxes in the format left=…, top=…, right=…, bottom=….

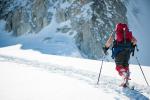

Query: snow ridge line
left=0, top=54, right=149, bottom=99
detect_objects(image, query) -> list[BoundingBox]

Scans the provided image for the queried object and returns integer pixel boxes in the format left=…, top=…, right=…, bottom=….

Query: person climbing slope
left=103, top=23, right=137, bottom=87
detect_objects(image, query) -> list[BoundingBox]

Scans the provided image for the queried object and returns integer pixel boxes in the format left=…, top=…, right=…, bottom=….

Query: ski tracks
left=0, top=55, right=149, bottom=100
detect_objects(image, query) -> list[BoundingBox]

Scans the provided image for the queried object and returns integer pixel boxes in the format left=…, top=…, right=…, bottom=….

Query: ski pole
left=135, top=56, right=149, bottom=86
left=97, top=59, right=104, bottom=85
left=135, top=45, right=149, bottom=86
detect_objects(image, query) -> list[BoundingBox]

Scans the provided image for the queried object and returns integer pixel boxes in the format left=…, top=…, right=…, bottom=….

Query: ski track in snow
left=0, top=55, right=149, bottom=100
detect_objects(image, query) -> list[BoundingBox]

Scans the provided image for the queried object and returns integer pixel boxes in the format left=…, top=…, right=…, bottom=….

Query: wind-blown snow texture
left=0, top=45, right=150, bottom=100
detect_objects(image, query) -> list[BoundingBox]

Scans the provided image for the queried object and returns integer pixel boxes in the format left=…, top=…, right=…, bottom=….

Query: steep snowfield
left=0, top=61, right=116, bottom=100
left=0, top=45, right=150, bottom=100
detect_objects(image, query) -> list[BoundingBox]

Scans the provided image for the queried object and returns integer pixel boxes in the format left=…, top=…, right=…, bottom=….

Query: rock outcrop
left=0, top=0, right=127, bottom=59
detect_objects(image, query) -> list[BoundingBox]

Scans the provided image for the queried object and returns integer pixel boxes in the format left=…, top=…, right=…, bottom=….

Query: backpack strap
left=123, top=28, right=126, bottom=44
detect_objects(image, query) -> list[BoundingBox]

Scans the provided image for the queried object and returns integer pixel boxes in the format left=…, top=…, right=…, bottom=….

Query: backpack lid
left=115, top=23, right=132, bottom=42
left=115, top=23, right=129, bottom=32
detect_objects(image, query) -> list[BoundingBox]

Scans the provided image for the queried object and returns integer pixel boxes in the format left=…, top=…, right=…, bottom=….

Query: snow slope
left=0, top=17, right=81, bottom=57
left=0, top=60, right=116, bottom=100
left=0, top=45, right=150, bottom=100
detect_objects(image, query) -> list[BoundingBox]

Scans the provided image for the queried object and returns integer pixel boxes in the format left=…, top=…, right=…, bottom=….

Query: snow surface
left=0, top=61, right=115, bottom=100
left=0, top=45, right=150, bottom=100
left=0, top=16, right=81, bottom=58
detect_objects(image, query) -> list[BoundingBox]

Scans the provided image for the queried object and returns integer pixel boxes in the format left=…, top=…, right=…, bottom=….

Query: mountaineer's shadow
left=122, top=88, right=149, bottom=100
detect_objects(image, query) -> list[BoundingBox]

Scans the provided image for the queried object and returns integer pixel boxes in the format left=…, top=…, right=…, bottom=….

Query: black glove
left=132, top=44, right=139, bottom=51
left=103, top=46, right=109, bottom=55
left=132, top=44, right=136, bottom=48
left=131, top=44, right=139, bottom=56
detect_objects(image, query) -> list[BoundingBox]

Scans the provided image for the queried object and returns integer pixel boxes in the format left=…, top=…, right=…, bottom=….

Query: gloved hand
left=134, top=44, right=139, bottom=52
left=132, top=44, right=136, bottom=48
left=131, top=44, right=135, bottom=56
left=132, top=44, right=139, bottom=51
left=102, top=46, right=109, bottom=55
left=131, top=44, right=139, bottom=56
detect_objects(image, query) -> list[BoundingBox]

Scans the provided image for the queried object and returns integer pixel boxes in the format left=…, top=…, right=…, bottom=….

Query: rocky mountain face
left=0, top=0, right=51, bottom=35
left=0, top=0, right=127, bottom=60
